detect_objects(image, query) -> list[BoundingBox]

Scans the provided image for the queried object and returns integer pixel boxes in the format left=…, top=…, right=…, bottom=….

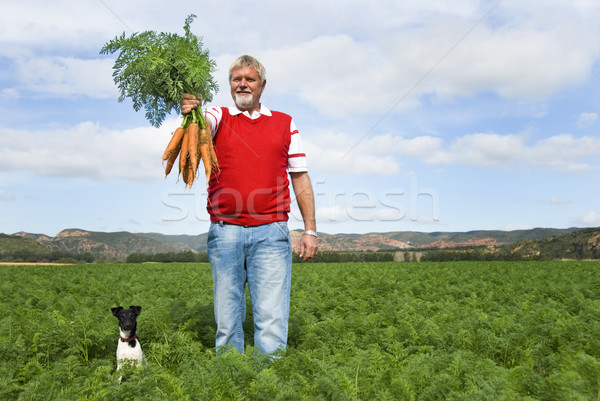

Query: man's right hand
left=181, top=93, right=201, bottom=114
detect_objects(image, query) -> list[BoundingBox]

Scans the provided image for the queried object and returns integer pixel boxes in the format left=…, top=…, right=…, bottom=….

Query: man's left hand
left=299, top=234, right=319, bottom=261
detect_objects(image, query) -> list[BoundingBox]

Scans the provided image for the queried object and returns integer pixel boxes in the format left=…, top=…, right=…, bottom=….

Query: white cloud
left=528, top=134, right=600, bottom=172
left=577, top=112, right=598, bottom=128
left=2, top=2, right=600, bottom=178
left=580, top=210, right=600, bottom=226
left=309, top=131, right=600, bottom=176
left=428, top=22, right=598, bottom=101
left=0, top=88, right=19, bottom=99
left=549, top=197, right=571, bottom=205
left=423, top=133, right=600, bottom=173
left=311, top=200, right=408, bottom=225
left=11, top=56, right=117, bottom=98
left=446, top=133, right=525, bottom=168
left=304, top=131, right=401, bottom=176
left=258, top=1, right=600, bottom=118
left=263, top=34, right=408, bottom=119
left=0, top=118, right=182, bottom=181
left=2, top=1, right=599, bottom=114
left=0, top=2, right=108, bottom=50
left=314, top=205, right=352, bottom=224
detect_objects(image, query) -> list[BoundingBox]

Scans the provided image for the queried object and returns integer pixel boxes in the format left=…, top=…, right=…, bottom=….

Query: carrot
left=199, top=128, right=213, bottom=184
left=162, top=113, right=218, bottom=188
left=164, top=139, right=182, bottom=177
left=206, top=122, right=219, bottom=170
left=162, top=127, right=185, bottom=161
left=182, top=164, right=188, bottom=185
left=187, top=122, right=200, bottom=178
left=187, top=162, right=195, bottom=188
left=181, top=156, right=194, bottom=188
left=179, top=127, right=189, bottom=174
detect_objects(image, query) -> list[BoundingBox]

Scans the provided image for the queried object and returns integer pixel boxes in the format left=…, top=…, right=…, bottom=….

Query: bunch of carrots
left=162, top=109, right=218, bottom=188
left=100, top=14, right=219, bottom=189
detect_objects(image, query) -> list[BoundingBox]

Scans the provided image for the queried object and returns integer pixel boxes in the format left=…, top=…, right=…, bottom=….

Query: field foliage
left=1, top=261, right=599, bottom=400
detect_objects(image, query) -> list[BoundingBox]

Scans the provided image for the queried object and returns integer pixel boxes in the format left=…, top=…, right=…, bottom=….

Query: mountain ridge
left=4, top=226, right=592, bottom=261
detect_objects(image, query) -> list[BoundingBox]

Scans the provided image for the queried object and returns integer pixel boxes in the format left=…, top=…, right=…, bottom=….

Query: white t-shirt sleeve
left=203, top=106, right=223, bottom=136
left=288, top=120, right=308, bottom=172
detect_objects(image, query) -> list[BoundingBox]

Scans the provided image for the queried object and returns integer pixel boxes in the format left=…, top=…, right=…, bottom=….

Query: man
left=182, top=55, right=318, bottom=355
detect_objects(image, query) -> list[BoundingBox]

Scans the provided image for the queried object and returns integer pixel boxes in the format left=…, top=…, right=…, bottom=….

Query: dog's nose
left=121, top=320, right=136, bottom=329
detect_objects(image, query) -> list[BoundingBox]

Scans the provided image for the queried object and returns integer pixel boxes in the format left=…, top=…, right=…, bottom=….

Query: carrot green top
left=100, top=14, right=218, bottom=128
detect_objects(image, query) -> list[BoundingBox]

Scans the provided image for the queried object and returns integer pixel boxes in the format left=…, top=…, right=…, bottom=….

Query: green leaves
left=100, top=14, right=218, bottom=127
left=1, top=261, right=599, bottom=399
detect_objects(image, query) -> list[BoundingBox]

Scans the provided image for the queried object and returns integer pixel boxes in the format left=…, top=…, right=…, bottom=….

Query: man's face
left=230, top=66, right=265, bottom=112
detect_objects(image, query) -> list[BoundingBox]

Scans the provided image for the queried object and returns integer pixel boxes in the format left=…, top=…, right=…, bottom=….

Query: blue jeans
left=207, top=221, right=292, bottom=354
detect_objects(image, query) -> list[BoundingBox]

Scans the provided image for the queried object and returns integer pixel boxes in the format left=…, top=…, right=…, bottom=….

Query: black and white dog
left=111, top=305, right=146, bottom=377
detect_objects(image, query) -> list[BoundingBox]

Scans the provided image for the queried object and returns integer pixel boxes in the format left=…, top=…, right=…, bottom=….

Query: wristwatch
left=303, top=230, right=318, bottom=238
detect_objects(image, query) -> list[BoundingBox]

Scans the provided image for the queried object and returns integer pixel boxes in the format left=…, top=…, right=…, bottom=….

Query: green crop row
left=0, top=261, right=598, bottom=400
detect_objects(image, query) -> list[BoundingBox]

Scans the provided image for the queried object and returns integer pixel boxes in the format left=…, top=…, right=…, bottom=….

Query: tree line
left=126, top=250, right=396, bottom=263
left=126, top=250, right=209, bottom=263
left=0, top=249, right=95, bottom=264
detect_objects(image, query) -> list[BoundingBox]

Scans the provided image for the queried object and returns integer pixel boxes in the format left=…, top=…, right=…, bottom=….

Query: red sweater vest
left=207, top=108, right=292, bottom=225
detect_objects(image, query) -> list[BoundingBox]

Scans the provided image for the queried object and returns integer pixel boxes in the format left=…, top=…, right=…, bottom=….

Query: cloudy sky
left=1, top=0, right=599, bottom=236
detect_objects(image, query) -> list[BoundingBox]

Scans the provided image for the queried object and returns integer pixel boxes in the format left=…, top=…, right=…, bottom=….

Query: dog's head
left=111, top=305, right=142, bottom=331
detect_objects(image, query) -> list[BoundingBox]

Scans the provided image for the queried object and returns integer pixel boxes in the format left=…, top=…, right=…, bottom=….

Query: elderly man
left=182, top=55, right=318, bottom=354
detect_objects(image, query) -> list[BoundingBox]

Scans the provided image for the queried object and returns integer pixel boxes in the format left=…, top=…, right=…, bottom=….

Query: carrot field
left=0, top=261, right=599, bottom=400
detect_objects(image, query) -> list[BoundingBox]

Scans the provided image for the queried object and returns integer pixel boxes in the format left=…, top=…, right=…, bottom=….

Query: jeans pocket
left=271, top=222, right=290, bottom=243
left=207, top=222, right=219, bottom=240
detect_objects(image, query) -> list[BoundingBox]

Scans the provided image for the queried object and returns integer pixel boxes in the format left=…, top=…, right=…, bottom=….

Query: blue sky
left=1, top=0, right=599, bottom=236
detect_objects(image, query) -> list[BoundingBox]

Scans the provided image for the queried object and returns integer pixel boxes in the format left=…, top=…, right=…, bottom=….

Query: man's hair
left=229, top=55, right=266, bottom=85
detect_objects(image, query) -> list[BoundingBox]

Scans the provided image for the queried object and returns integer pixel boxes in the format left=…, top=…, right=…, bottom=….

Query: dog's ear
left=111, top=306, right=123, bottom=317
left=130, top=305, right=142, bottom=316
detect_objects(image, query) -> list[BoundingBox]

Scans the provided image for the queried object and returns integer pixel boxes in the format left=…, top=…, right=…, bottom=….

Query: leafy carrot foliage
left=0, top=261, right=599, bottom=400
left=100, top=14, right=218, bottom=127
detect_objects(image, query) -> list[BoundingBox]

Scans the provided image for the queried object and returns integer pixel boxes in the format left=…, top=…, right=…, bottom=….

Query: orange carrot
left=164, top=139, right=182, bottom=177
left=162, top=114, right=219, bottom=188
left=206, top=122, right=219, bottom=170
left=162, top=127, right=185, bottom=161
left=181, top=156, right=194, bottom=188
left=199, top=128, right=213, bottom=184
left=187, top=122, right=200, bottom=178
left=179, top=127, right=189, bottom=174
left=187, top=163, right=195, bottom=188
left=181, top=157, right=188, bottom=184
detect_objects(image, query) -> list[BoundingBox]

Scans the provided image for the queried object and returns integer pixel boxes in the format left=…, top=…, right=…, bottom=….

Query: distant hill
left=384, top=227, right=585, bottom=248
left=9, top=229, right=193, bottom=261
left=504, top=227, right=600, bottom=260
left=0, top=233, right=53, bottom=258
left=1, top=226, right=597, bottom=262
left=138, top=232, right=209, bottom=252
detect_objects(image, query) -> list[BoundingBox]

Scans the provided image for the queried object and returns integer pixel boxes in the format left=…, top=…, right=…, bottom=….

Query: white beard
left=235, top=92, right=254, bottom=110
